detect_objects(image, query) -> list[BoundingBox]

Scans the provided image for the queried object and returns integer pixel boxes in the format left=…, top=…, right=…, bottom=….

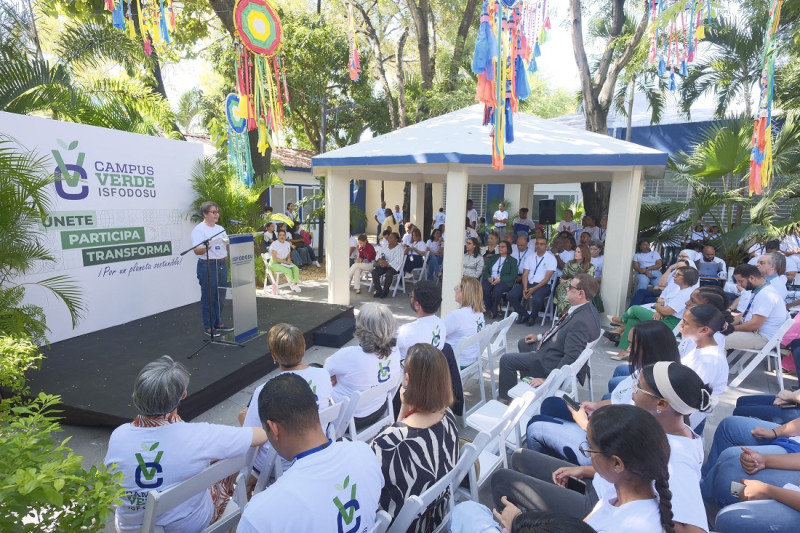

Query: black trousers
left=372, top=265, right=398, bottom=294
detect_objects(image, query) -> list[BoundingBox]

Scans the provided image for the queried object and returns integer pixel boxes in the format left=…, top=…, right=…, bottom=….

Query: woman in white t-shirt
left=443, top=276, right=487, bottom=368
left=679, top=304, right=733, bottom=400
left=269, top=229, right=301, bottom=292
left=403, top=228, right=427, bottom=274
left=242, top=324, right=333, bottom=474
left=325, top=303, right=401, bottom=429
left=105, top=356, right=266, bottom=533
left=426, top=228, right=444, bottom=280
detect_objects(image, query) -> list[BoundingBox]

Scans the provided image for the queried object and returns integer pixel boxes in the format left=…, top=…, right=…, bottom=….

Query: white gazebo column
left=410, top=181, right=425, bottom=229
left=504, top=184, right=522, bottom=215
left=441, top=165, right=468, bottom=316
left=325, top=168, right=351, bottom=305
left=602, top=167, right=644, bottom=316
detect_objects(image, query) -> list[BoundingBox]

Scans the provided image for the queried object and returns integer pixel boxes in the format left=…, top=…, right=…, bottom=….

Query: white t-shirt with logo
left=238, top=440, right=383, bottom=533
left=433, top=211, right=446, bottom=229
left=744, top=284, right=789, bottom=339
left=396, top=315, right=447, bottom=361
left=524, top=252, right=557, bottom=285
left=325, top=346, right=401, bottom=417
left=512, top=247, right=531, bottom=274
left=633, top=250, right=661, bottom=269
left=105, top=422, right=253, bottom=533
left=557, top=220, right=577, bottom=233
left=243, top=367, right=334, bottom=471
left=443, top=307, right=486, bottom=367
left=191, top=222, right=228, bottom=260
left=467, top=208, right=478, bottom=227
left=270, top=239, right=292, bottom=261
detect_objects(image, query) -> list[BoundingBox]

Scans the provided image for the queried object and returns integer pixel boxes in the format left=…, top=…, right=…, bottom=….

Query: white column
left=601, top=167, right=644, bottom=316
left=441, top=165, right=468, bottom=317
left=325, top=169, right=351, bottom=305
left=410, top=182, right=425, bottom=228
left=504, top=184, right=522, bottom=215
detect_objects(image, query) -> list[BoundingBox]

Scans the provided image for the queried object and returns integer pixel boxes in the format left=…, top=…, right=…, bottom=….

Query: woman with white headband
left=490, top=362, right=713, bottom=533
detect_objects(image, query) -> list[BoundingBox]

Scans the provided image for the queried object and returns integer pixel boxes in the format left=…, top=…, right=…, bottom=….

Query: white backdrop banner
left=1, top=112, right=204, bottom=343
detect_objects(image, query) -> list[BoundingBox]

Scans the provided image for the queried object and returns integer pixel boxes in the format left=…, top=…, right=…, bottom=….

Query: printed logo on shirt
left=377, top=360, right=392, bottom=383
left=307, top=379, right=319, bottom=402
left=476, top=318, right=484, bottom=332
left=134, top=442, right=164, bottom=489
left=431, top=325, right=441, bottom=346
left=333, top=475, right=361, bottom=533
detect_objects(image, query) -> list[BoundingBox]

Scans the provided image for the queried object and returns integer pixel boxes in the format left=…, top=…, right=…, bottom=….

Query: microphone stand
left=181, top=229, right=243, bottom=359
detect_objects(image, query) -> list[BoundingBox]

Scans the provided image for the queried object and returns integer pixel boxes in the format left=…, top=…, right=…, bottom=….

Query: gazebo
left=312, top=104, right=669, bottom=316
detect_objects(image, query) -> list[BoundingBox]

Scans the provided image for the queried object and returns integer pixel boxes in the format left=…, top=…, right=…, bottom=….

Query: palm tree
left=679, top=16, right=767, bottom=118
left=0, top=135, right=85, bottom=343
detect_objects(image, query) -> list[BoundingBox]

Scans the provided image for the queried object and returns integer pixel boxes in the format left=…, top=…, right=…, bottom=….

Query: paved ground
left=57, top=278, right=794, bottom=531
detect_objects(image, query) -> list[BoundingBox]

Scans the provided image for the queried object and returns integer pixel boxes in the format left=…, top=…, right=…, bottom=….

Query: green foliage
left=0, top=335, right=42, bottom=402
left=296, top=176, right=368, bottom=231
left=0, top=392, right=123, bottom=532
left=0, top=135, right=85, bottom=341
left=189, top=157, right=283, bottom=233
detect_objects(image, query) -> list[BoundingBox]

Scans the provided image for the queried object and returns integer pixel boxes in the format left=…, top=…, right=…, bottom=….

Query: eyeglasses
left=579, top=441, right=602, bottom=458
left=631, top=372, right=662, bottom=400
left=567, top=284, right=582, bottom=292
left=208, top=210, right=220, bottom=214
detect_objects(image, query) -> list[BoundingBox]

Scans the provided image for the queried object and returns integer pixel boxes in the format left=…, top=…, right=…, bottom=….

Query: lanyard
left=741, top=283, right=767, bottom=320
left=294, top=439, right=332, bottom=461
left=517, top=249, right=529, bottom=269
left=600, top=229, right=605, bottom=240
left=494, top=257, right=505, bottom=276
left=531, top=255, right=545, bottom=278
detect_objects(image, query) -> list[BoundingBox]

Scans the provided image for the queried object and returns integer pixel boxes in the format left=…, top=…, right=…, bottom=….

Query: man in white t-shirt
left=374, top=201, right=387, bottom=240
left=238, top=373, right=383, bottom=533
left=576, top=215, right=600, bottom=242
left=433, top=208, right=446, bottom=229
left=396, top=281, right=447, bottom=362
left=511, top=208, right=536, bottom=239
left=727, top=264, right=789, bottom=351
left=466, top=199, right=478, bottom=229
left=191, top=201, right=231, bottom=336
left=493, top=203, right=509, bottom=240
left=372, top=232, right=404, bottom=298
left=508, top=237, right=557, bottom=326
left=393, top=204, right=403, bottom=225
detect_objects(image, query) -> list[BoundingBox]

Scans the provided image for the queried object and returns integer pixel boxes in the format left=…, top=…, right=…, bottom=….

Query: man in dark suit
left=498, top=274, right=602, bottom=401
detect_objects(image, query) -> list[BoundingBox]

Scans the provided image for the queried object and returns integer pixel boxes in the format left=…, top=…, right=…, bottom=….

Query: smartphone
left=730, top=481, right=745, bottom=498
left=562, top=393, right=581, bottom=411
left=566, top=476, right=587, bottom=494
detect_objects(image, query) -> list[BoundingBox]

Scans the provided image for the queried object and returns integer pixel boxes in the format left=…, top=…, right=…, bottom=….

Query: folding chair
left=408, top=252, right=429, bottom=285
left=372, top=510, right=393, bottom=533
left=388, top=255, right=409, bottom=297
left=539, top=275, right=559, bottom=326
left=387, top=432, right=488, bottom=533
left=339, top=380, right=397, bottom=443
left=260, top=253, right=292, bottom=295
left=140, top=454, right=250, bottom=533
left=728, top=318, right=795, bottom=389
left=483, top=313, right=517, bottom=400
left=560, top=331, right=604, bottom=402
left=456, top=323, right=498, bottom=427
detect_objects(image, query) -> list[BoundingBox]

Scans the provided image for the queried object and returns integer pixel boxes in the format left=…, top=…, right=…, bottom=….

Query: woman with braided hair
left=490, top=362, right=713, bottom=533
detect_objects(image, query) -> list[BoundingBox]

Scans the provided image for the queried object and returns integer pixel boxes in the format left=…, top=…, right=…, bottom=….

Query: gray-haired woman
left=104, top=356, right=266, bottom=532
left=324, top=302, right=402, bottom=429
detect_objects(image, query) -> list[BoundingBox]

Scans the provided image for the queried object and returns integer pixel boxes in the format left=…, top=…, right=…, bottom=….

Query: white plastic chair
left=340, top=379, right=397, bottom=442
left=560, top=331, right=604, bottom=402
left=388, top=255, right=409, bottom=297
left=482, top=313, right=518, bottom=400
left=408, top=251, right=429, bottom=284
left=319, top=398, right=349, bottom=440
left=387, top=432, right=488, bottom=533
left=456, top=323, right=498, bottom=427
left=260, top=252, right=292, bottom=295
left=140, top=454, right=250, bottom=533
left=728, top=318, right=794, bottom=389
left=372, top=510, right=393, bottom=533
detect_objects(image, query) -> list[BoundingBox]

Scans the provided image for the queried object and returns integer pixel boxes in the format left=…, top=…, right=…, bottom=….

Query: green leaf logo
left=57, top=139, right=68, bottom=150
left=68, top=140, right=79, bottom=150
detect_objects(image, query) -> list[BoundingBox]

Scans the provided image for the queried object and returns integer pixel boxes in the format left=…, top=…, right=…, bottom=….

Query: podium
left=224, top=233, right=264, bottom=343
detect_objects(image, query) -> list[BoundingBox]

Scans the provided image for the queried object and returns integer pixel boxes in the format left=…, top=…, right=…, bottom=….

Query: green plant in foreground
left=0, top=393, right=123, bottom=532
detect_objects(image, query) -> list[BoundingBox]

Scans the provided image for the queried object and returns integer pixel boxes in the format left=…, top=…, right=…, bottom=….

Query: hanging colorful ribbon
left=347, top=1, right=361, bottom=81
left=472, top=0, right=546, bottom=170
left=105, top=0, right=177, bottom=54
left=648, top=0, right=710, bottom=91
left=225, top=93, right=255, bottom=186
left=749, top=0, right=783, bottom=196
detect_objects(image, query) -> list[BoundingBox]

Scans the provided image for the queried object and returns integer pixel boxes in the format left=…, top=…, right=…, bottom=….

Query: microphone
left=228, top=219, right=245, bottom=226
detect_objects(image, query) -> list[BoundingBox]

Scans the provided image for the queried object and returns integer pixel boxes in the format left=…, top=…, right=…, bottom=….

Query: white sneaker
left=291, top=284, right=302, bottom=293
left=313, top=261, right=321, bottom=267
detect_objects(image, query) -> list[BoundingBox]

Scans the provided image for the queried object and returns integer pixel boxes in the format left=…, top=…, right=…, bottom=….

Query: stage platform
left=29, top=298, right=354, bottom=427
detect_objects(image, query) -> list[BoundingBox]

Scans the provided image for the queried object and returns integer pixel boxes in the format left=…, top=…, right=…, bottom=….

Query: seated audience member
left=726, top=264, right=789, bottom=351
left=492, top=362, right=712, bottom=533
left=733, top=312, right=800, bottom=424
left=481, top=241, right=518, bottom=319
left=348, top=233, right=376, bottom=294
left=450, top=504, right=597, bottom=533
left=372, top=344, right=458, bottom=532
left=443, top=276, right=487, bottom=368
left=511, top=234, right=532, bottom=274
left=402, top=222, right=415, bottom=245
left=508, top=236, right=557, bottom=325
left=403, top=228, right=427, bottom=275
left=483, top=231, right=499, bottom=259
left=702, top=414, right=800, bottom=532
left=465, top=217, right=480, bottom=243
left=498, top=274, right=601, bottom=401
left=631, top=239, right=663, bottom=292
left=397, top=281, right=447, bottom=362
left=237, top=374, right=383, bottom=533
left=426, top=228, right=445, bottom=280
left=262, top=221, right=277, bottom=249
left=527, top=321, right=680, bottom=465
left=292, top=224, right=320, bottom=267
left=629, top=256, right=695, bottom=307
left=477, top=217, right=488, bottom=243
left=607, top=266, right=698, bottom=360
left=781, top=225, right=800, bottom=259
left=380, top=227, right=392, bottom=249
left=697, top=245, right=727, bottom=285
left=576, top=215, right=600, bottom=243
left=556, top=209, right=577, bottom=235
left=760, top=251, right=789, bottom=301
left=105, top=356, right=266, bottom=533
left=596, top=215, right=607, bottom=242
left=747, top=239, right=781, bottom=266
left=689, top=222, right=709, bottom=243
left=512, top=207, right=536, bottom=239
left=325, top=303, right=401, bottom=429
left=462, top=237, right=484, bottom=279
left=269, top=229, right=301, bottom=292
left=554, top=244, right=594, bottom=315
left=678, top=285, right=733, bottom=356
left=589, top=241, right=604, bottom=279
left=372, top=232, right=404, bottom=298
left=554, top=236, right=576, bottom=274
left=242, top=323, right=332, bottom=474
